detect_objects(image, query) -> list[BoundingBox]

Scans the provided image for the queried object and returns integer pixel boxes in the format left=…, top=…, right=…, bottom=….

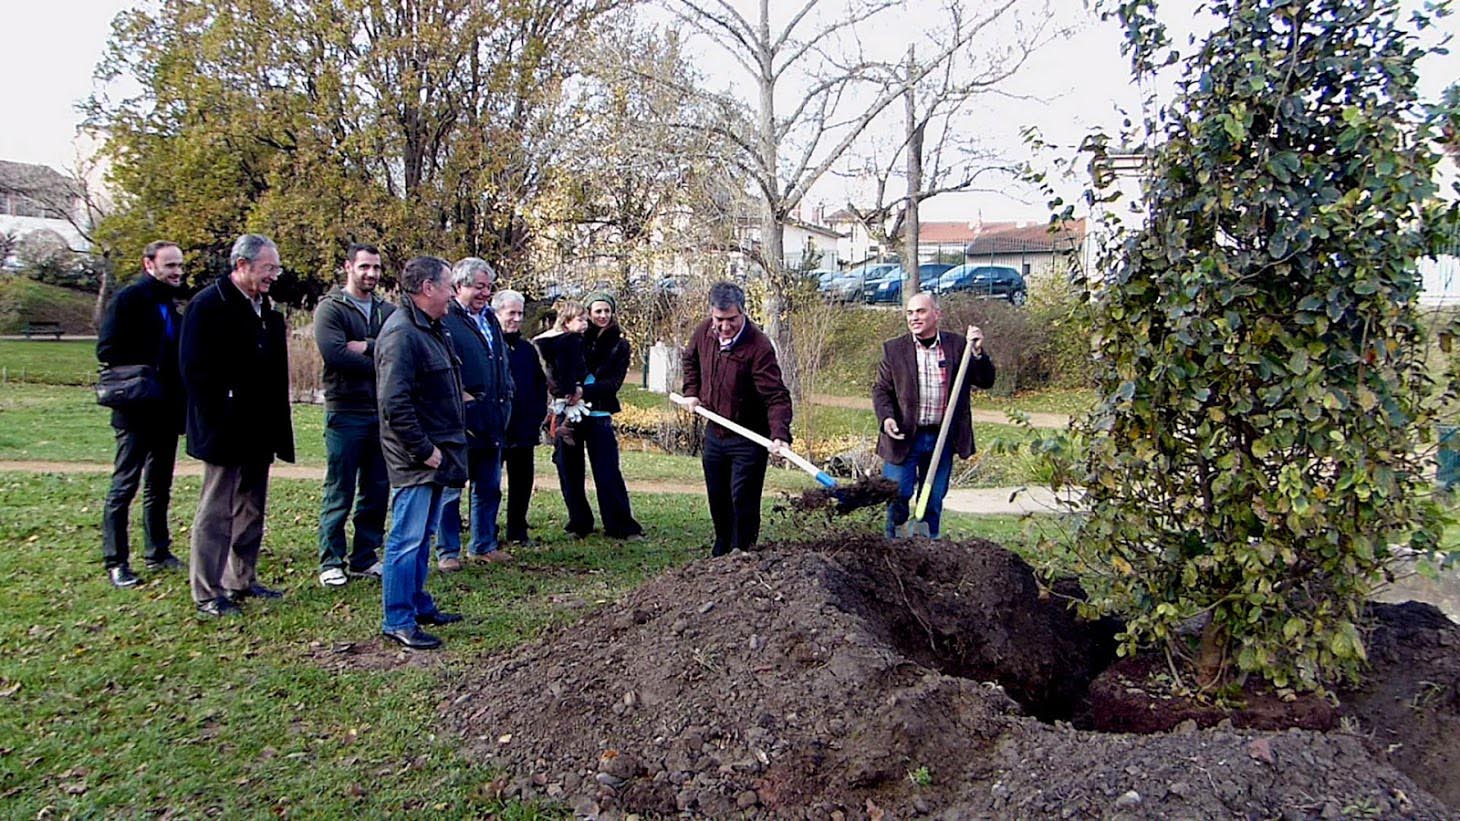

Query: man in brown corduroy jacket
left=680, top=281, right=793, bottom=556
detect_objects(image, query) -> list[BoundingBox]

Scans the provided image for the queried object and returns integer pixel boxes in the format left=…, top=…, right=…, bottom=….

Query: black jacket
left=581, top=321, right=631, bottom=414
left=179, top=276, right=295, bottom=465
left=313, top=285, right=394, bottom=413
left=503, top=330, right=547, bottom=448
left=97, top=273, right=186, bottom=432
left=376, top=298, right=467, bottom=488
left=533, top=331, right=586, bottom=399
left=441, top=300, right=512, bottom=450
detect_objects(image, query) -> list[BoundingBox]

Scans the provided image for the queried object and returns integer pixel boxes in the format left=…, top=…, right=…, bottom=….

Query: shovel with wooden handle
left=669, top=392, right=837, bottom=488
left=911, top=325, right=980, bottom=528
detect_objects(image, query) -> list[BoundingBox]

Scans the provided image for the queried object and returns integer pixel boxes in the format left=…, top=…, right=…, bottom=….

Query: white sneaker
left=350, top=560, right=384, bottom=580
left=318, top=567, right=348, bottom=587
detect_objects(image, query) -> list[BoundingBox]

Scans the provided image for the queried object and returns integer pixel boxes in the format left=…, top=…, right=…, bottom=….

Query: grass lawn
left=0, top=470, right=1038, bottom=815
left=0, top=382, right=1049, bottom=488
left=0, top=339, right=97, bottom=386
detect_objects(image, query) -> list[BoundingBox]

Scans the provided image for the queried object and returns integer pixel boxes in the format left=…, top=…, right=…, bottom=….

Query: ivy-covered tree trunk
left=1058, top=0, right=1460, bottom=692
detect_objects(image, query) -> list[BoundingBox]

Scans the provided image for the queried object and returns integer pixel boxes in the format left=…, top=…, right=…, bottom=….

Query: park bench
left=21, top=321, right=64, bottom=339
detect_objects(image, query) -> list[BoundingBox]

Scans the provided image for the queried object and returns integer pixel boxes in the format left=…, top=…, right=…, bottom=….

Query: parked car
left=936, top=264, right=1028, bottom=305
left=867, top=263, right=955, bottom=304
left=828, top=262, right=897, bottom=301
left=807, top=269, right=839, bottom=290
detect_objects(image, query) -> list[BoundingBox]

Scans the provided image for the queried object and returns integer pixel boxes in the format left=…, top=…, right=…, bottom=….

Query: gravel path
left=0, top=460, right=1059, bottom=516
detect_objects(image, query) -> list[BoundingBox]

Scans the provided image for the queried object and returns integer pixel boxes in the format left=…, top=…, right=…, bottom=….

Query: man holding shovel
left=873, top=292, right=995, bottom=539
left=680, top=281, right=793, bottom=556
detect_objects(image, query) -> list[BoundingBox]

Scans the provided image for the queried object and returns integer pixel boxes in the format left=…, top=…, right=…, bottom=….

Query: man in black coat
left=96, top=240, right=187, bottom=588
left=492, top=288, right=547, bottom=546
left=437, top=257, right=513, bottom=568
left=179, top=234, right=296, bottom=618
left=313, top=242, right=394, bottom=588
left=376, top=256, right=468, bottom=650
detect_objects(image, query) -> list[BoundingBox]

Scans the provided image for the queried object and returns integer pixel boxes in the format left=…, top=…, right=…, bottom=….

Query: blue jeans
left=883, top=428, right=954, bottom=538
left=381, top=484, right=447, bottom=632
left=317, top=410, right=388, bottom=572
left=437, top=445, right=503, bottom=558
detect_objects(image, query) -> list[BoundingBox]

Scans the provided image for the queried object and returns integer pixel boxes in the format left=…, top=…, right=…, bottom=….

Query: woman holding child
left=534, top=293, right=644, bottom=541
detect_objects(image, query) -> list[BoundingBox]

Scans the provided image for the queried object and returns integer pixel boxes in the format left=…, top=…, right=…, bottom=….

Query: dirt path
left=810, top=392, right=1070, bottom=429
left=0, top=460, right=1045, bottom=516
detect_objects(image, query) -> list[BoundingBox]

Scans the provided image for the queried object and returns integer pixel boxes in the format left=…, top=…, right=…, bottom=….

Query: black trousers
left=502, top=445, right=536, bottom=542
left=701, top=431, right=769, bottom=556
left=553, top=416, right=643, bottom=538
left=102, top=424, right=178, bottom=568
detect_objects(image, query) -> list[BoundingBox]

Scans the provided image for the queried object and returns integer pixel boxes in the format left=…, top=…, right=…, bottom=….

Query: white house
left=0, top=160, right=89, bottom=258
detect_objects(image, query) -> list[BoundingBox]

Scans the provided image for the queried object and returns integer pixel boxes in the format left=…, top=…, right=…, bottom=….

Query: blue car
left=868, top=263, right=955, bottom=304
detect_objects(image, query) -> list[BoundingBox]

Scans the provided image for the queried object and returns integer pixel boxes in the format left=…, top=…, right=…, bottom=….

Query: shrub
left=939, top=296, right=1046, bottom=396
left=286, top=308, right=323, bottom=403
left=1024, top=274, right=1092, bottom=390
left=1044, top=0, right=1460, bottom=693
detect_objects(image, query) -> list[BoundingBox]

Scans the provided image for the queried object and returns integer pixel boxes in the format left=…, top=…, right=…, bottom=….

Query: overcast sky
left=2, top=0, right=1454, bottom=224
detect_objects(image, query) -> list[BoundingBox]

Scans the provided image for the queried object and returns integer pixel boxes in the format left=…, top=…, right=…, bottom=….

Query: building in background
left=0, top=159, right=88, bottom=266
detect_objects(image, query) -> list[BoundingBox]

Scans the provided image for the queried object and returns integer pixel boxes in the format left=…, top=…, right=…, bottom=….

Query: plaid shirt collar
left=913, top=334, right=947, bottom=426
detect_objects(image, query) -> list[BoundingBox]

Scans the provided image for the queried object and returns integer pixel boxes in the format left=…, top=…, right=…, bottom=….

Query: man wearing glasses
left=179, top=234, right=296, bottom=618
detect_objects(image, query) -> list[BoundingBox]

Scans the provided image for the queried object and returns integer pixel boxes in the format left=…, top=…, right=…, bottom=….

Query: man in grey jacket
left=314, top=243, right=394, bottom=588
left=375, top=256, right=468, bottom=650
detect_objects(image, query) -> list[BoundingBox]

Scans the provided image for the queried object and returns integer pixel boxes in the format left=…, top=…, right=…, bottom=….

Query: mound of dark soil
left=442, top=537, right=1456, bottom=818
left=1338, top=602, right=1460, bottom=809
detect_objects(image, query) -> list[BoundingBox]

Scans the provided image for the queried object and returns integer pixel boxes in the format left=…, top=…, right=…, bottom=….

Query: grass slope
left=0, top=277, right=97, bottom=335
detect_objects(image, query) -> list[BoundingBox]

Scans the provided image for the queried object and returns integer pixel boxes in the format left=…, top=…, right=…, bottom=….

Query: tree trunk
left=93, top=263, right=113, bottom=332
left=759, top=214, right=800, bottom=401
left=755, top=0, right=800, bottom=402
left=1196, top=619, right=1228, bottom=690
left=901, top=47, right=923, bottom=300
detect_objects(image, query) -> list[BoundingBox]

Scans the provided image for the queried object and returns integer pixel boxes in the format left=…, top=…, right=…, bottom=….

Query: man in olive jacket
left=179, top=234, right=295, bottom=618
left=375, top=256, right=468, bottom=650
left=872, top=292, right=995, bottom=539
left=314, top=242, right=394, bottom=588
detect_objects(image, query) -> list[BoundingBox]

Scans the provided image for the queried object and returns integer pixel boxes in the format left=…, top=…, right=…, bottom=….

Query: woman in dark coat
left=553, top=291, right=644, bottom=540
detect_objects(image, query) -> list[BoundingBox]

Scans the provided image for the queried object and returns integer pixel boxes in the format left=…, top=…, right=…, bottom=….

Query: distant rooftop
left=0, top=159, right=75, bottom=201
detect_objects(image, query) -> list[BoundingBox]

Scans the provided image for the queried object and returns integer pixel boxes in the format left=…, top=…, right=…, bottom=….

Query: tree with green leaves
left=86, top=0, right=619, bottom=298
left=1048, top=0, right=1460, bottom=692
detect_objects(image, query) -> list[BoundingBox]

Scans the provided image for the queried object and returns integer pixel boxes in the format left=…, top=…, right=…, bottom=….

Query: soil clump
left=786, top=477, right=900, bottom=515
left=443, top=535, right=1457, bottom=818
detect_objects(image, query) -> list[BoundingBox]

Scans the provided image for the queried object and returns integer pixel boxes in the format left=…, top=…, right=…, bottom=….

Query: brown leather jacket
left=681, top=318, right=793, bottom=443
left=872, top=330, right=995, bottom=465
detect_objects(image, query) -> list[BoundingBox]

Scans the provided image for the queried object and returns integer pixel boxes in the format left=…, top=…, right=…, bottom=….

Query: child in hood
left=532, top=300, right=590, bottom=447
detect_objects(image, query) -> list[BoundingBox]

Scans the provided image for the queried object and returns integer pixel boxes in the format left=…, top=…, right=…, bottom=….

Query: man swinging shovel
left=872, top=292, right=996, bottom=539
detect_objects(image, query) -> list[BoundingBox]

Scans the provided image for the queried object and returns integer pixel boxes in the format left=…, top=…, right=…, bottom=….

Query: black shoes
left=107, top=565, right=140, bottom=588
left=415, top=611, right=463, bottom=626
left=381, top=626, right=442, bottom=650
left=145, top=553, right=185, bottom=571
left=196, top=597, right=243, bottom=618
left=227, top=583, right=283, bottom=602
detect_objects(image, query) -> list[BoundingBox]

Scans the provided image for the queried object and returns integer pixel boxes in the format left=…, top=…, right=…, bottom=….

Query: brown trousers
left=189, top=461, right=270, bottom=603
